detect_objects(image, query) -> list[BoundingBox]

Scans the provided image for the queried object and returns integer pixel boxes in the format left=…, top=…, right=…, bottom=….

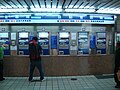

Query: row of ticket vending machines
left=0, top=31, right=108, bottom=55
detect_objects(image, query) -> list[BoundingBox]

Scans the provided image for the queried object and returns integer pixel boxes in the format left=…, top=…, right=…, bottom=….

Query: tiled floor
left=0, top=75, right=118, bottom=90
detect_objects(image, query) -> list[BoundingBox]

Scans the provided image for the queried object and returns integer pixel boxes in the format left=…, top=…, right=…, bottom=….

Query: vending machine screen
left=0, top=33, right=8, bottom=38
left=39, top=32, right=49, bottom=38
left=19, top=32, right=28, bottom=38
left=59, top=32, right=69, bottom=38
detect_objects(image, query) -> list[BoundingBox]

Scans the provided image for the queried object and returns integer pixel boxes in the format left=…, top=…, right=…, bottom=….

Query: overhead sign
left=0, top=13, right=115, bottom=24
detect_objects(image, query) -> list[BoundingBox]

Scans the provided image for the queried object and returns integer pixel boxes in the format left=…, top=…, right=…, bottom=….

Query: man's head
left=32, top=36, right=38, bottom=41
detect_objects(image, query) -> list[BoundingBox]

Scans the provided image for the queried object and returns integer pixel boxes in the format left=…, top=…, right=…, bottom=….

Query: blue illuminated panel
left=0, top=13, right=115, bottom=24
left=96, top=32, right=106, bottom=54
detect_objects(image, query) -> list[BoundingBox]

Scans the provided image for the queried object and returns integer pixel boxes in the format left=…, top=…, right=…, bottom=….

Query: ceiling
left=0, top=0, right=120, bottom=14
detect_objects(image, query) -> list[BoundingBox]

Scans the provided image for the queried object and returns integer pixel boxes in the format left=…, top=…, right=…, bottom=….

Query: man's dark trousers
left=29, top=60, right=44, bottom=81
left=0, top=60, right=3, bottom=80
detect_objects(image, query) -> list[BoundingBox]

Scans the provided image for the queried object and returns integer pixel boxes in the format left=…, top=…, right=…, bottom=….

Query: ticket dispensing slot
left=59, top=51, right=64, bottom=55
left=58, top=32, right=70, bottom=55
left=0, top=32, right=10, bottom=55
left=78, top=32, right=89, bottom=55
left=18, top=32, right=29, bottom=55
left=78, top=51, right=83, bottom=55
left=38, top=32, right=49, bottom=55
left=97, top=50, right=101, bottom=54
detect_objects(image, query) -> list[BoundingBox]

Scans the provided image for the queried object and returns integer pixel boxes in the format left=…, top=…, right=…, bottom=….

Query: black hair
left=32, top=36, right=38, bottom=41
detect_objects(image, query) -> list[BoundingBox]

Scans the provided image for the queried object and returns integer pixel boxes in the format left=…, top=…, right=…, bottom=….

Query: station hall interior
left=1, top=0, right=120, bottom=89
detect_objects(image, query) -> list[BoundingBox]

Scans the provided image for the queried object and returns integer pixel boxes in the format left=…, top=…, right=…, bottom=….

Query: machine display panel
left=97, top=33, right=106, bottom=38
left=59, top=32, right=69, bottom=38
left=0, top=33, right=8, bottom=38
left=19, top=32, right=28, bottom=38
left=39, top=32, right=49, bottom=38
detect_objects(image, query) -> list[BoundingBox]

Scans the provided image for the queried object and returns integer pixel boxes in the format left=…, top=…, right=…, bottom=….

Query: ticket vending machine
left=96, top=32, right=106, bottom=54
left=38, top=32, right=49, bottom=55
left=58, top=32, right=70, bottom=55
left=0, top=32, right=10, bottom=55
left=115, top=33, right=120, bottom=46
left=18, top=31, right=29, bottom=55
left=78, top=32, right=89, bottom=54
left=114, top=32, right=120, bottom=50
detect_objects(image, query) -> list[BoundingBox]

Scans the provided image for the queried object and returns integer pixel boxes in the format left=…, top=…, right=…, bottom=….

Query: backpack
left=29, top=40, right=42, bottom=60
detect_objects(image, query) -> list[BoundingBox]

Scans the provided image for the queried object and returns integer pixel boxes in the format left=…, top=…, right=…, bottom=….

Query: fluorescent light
left=31, top=8, right=62, bottom=12
left=47, top=5, right=51, bottom=8
left=23, top=6, right=28, bottom=8
left=65, top=9, right=95, bottom=12
left=90, top=6, right=95, bottom=9
left=84, top=6, right=90, bottom=8
left=17, top=5, right=23, bottom=8
left=52, top=6, right=56, bottom=8
left=35, top=5, right=40, bottom=8
left=0, top=6, right=6, bottom=8
left=57, top=6, right=62, bottom=8
left=79, top=6, right=84, bottom=8
left=69, top=5, right=73, bottom=8
left=11, top=5, right=17, bottom=8
left=74, top=5, right=79, bottom=8
left=6, top=6, right=12, bottom=8
left=0, top=8, right=28, bottom=12
left=30, top=6, right=34, bottom=8
left=65, top=6, right=68, bottom=8
left=97, top=9, right=120, bottom=14
left=41, top=5, right=45, bottom=8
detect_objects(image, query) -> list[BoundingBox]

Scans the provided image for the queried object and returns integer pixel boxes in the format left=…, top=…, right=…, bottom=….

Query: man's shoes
left=28, top=78, right=33, bottom=82
left=40, top=78, right=45, bottom=82
left=115, top=85, right=120, bottom=88
left=29, top=79, right=34, bottom=82
left=2, top=78, right=5, bottom=80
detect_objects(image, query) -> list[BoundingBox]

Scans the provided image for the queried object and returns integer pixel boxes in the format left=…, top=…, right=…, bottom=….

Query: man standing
left=28, top=36, right=44, bottom=81
left=114, top=42, right=120, bottom=88
left=0, top=44, right=7, bottom=81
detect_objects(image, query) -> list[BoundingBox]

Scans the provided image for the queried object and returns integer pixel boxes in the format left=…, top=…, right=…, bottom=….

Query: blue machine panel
left=90, top=35, right=96, bottom=49
left=51, top=36, right=57, bottom=49
left=96, top=32, right=106, bottom=54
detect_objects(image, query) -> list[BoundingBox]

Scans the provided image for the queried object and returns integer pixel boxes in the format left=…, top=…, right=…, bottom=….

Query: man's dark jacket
left=29, top=40, right=42, bottom=60
left=115, top=48, right=120, bottom=68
